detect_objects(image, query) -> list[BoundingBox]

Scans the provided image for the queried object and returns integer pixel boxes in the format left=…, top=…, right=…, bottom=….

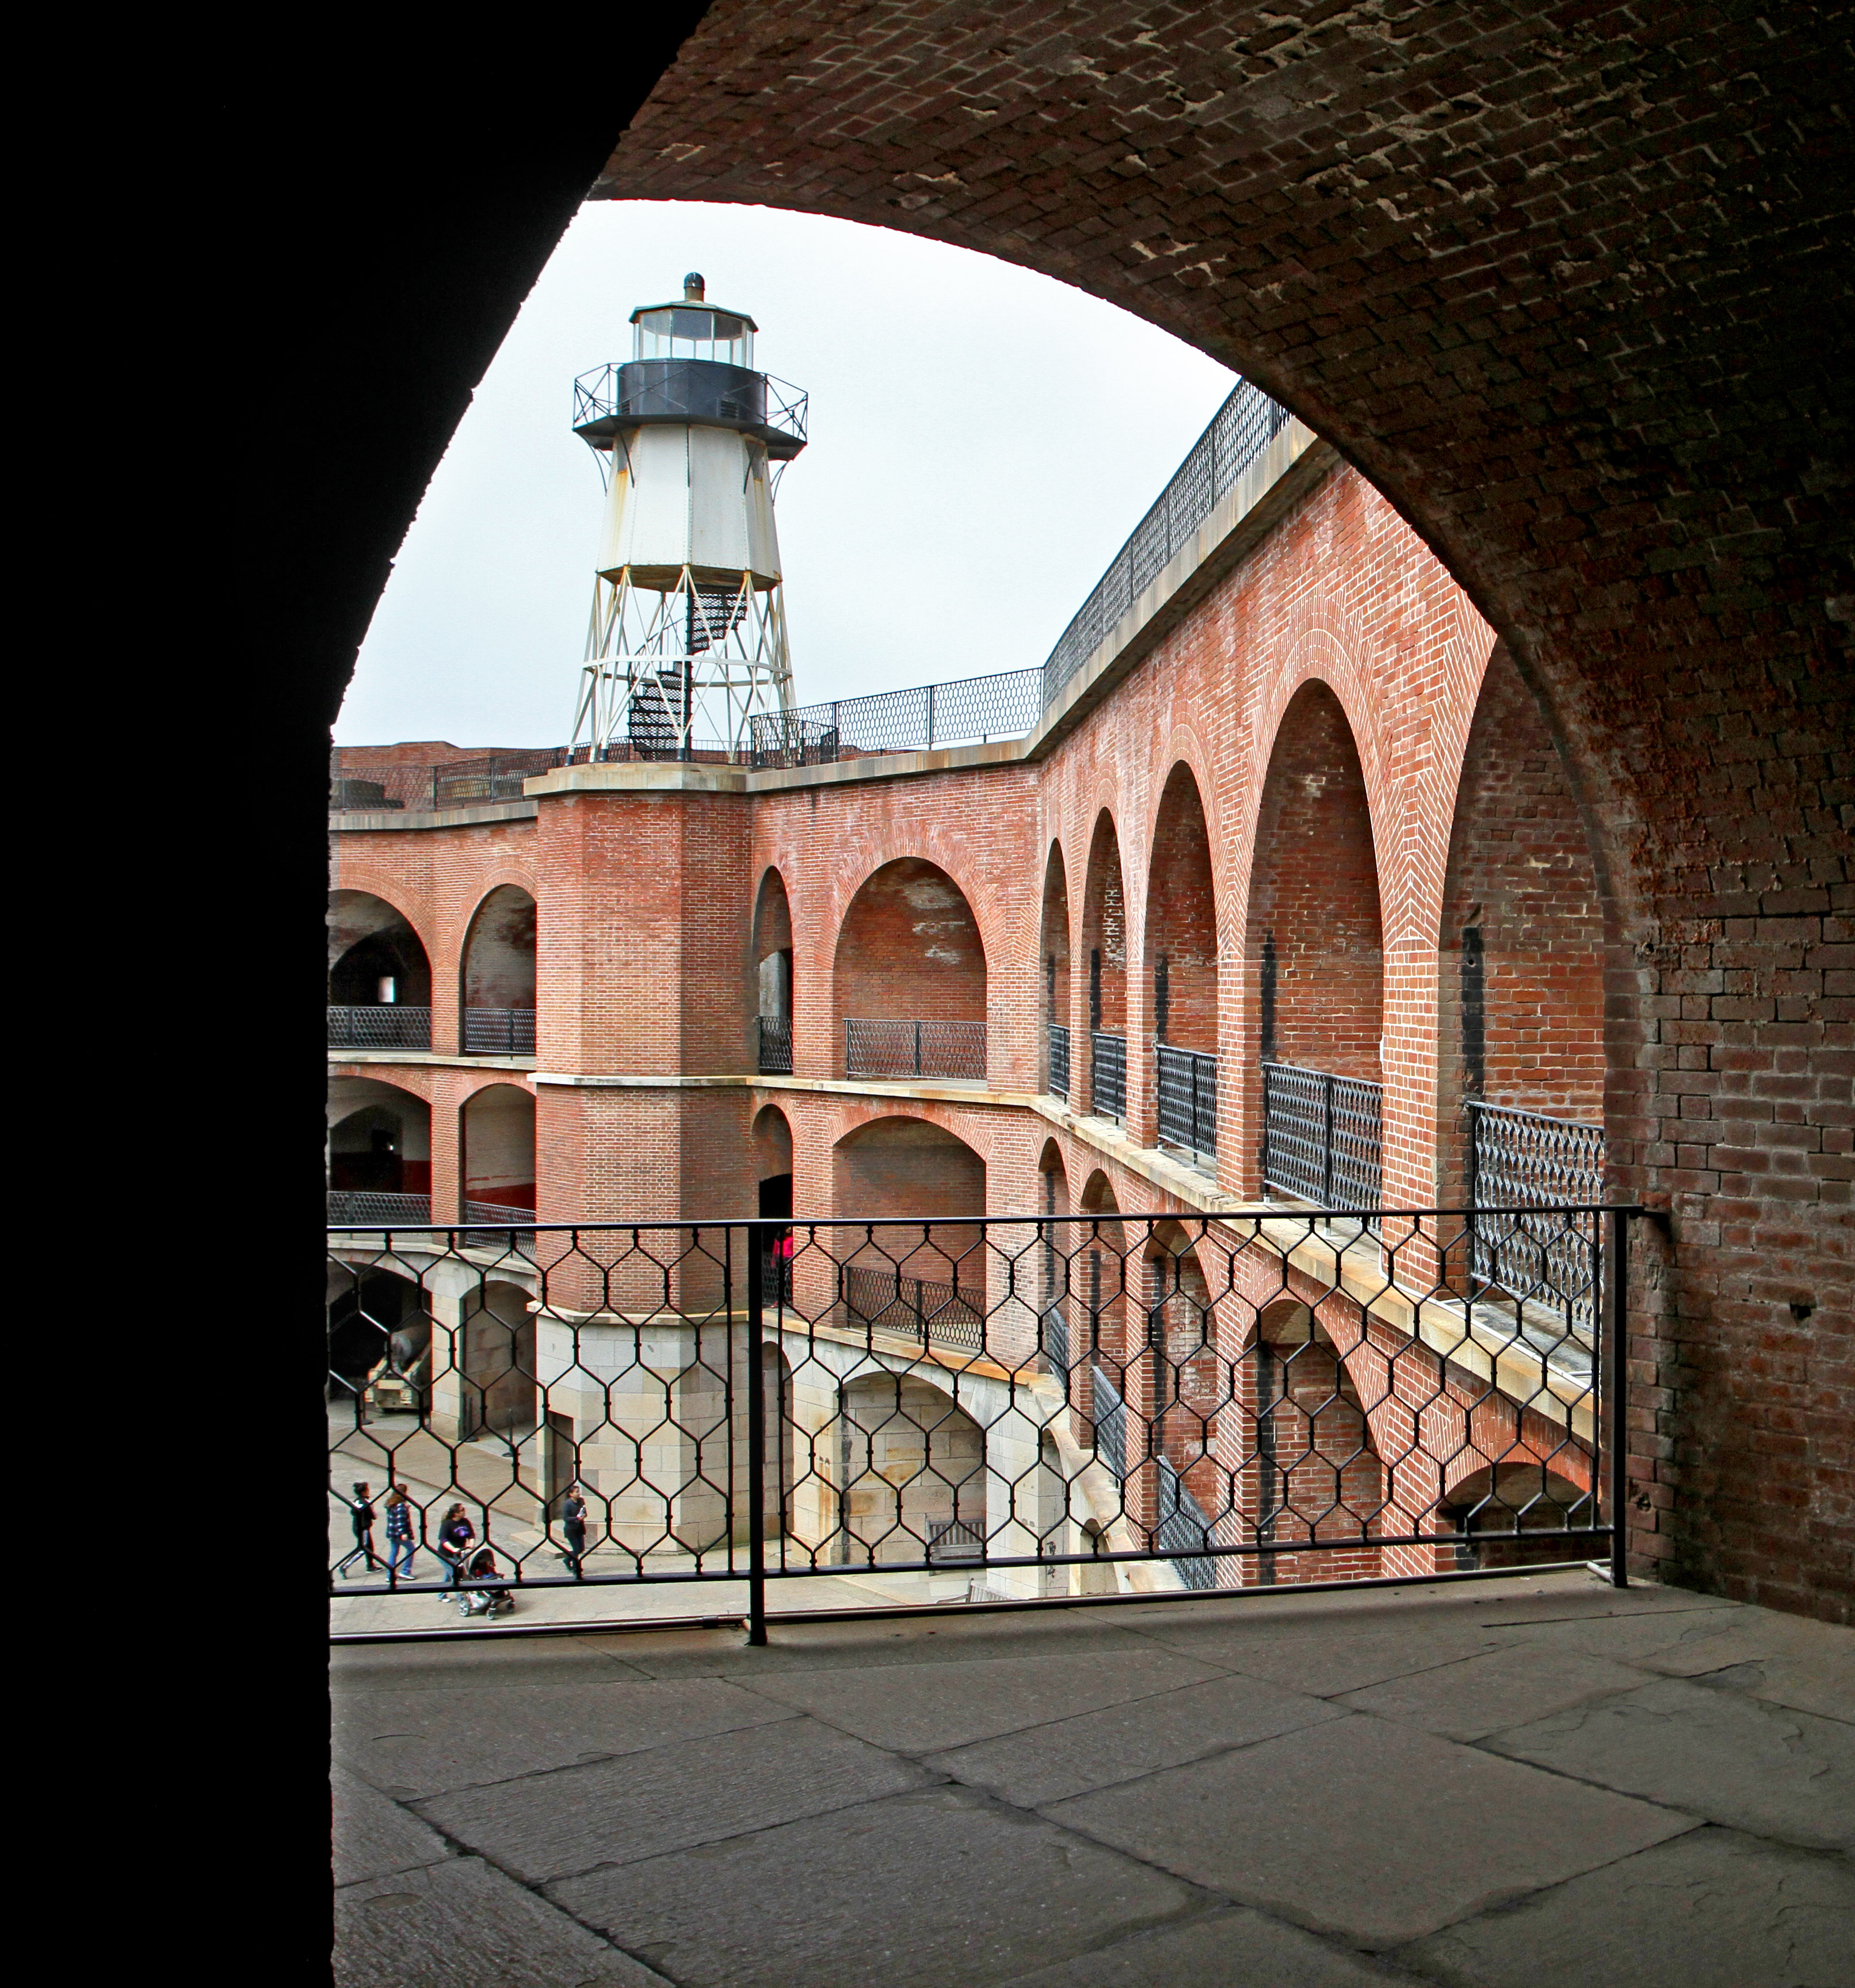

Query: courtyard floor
left=331, top=1568, right=1852, bottom=1987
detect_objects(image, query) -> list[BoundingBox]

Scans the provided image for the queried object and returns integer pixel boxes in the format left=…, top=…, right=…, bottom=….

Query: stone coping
left=330, top=1050, right=537, bottom=1072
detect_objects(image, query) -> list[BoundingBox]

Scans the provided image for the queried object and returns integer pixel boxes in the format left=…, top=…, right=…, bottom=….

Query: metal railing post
left=1322, top=1072, right=1335, bottom=1206
left=914, top=1020, right=923, bottom=1077
left=1605, top=1206, right=1630, bottom=1590
left=746, top=1229, right=769, bottom=1643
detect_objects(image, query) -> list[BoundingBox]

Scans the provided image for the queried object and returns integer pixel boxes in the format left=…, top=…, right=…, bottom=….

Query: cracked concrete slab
left=1046, top=1710, right=1694, bottom=1948
left=334, top=1676, right=796, bottom=1799
left=336, top=1857, right=672, bottom=1988
left=548, top=1783, right=1201, bottom=1988
left=1335, top=1643, right=1646, bottom=1742
left=925, top=1670, right=1341, bottom=1806
left=1482, top=1675, right=1855, bottom=1849
left=995, top=1905, right=1414, bottom=1985
left=1125, top=1614, right=1513, bottom=1697
left=332, top=1765, right=453, bottom=1887
left=1393, top=1826, right=1855, bottom=1988
left=746, top=1646, right=1224, bottom=1753
left=416, top=1713, right=940, bottom=1883
left=1625, top=1612, right=1855, bottom=1723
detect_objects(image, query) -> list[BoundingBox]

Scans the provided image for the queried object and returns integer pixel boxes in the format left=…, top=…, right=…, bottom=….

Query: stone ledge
left=329, top=1051, right=537, bottom=1072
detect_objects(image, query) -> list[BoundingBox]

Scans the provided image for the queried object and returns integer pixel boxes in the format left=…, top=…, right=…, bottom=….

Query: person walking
left=383, top=1484, right=417, bottom=1581
left=560, top=1485, right=587, bottom=1576
left=336, top=1481, right=378, bottom=1578
left=437, top=1503, right=475, bottom=1591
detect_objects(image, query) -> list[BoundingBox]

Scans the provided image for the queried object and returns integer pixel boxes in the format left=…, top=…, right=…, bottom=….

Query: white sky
left=337, top=201, right=1233, bottom=747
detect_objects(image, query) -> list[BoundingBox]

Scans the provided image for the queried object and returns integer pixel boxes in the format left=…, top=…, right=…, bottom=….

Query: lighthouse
left=569, top=273, right=807, bottom=761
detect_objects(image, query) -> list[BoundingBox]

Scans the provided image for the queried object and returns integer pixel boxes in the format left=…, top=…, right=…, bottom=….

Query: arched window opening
left=1441, top=646, right=1606, bottom=1239
left=460, top=885, right=537, bottom=1055
left=327, top=1077, right=432, bottom=1224
left=833, top=1118, right=986, bottom=1351
left=753, top=869, right=796, bottom=1074
left=837, top=1374, right=984, bottom=1569
left=326, top=1267, right=432, bottom=1420
left=1080, top=813, right=1129, bottom=1121
left=754, top=1104, right=795, bottom=1299
left=1039, top=843, right=1072, bottom=1100
left=1246, top=1301, right=1383, bottom=1588
left=1145, top=1229, right=1223, bottom=1589
left=458, top=1280, right=537, bottom=1443
left=461, top=1084, right=536, bottom=1226
left=1440, top=1462, right=1596, bottom=1572
left=329, top=891, right=432, bottom=1050
left=1147, top=766, right=1220, bottom=1164
left=833, top=858, right=987, bottom=1081
left=1246, top=685, right=1385, bottom=1208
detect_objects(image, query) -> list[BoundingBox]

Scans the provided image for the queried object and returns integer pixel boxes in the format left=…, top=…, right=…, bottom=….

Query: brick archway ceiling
left=599, top=0, right=1850, bottom=944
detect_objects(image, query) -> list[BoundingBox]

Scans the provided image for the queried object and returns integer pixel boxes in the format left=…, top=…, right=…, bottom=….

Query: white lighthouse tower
left=570, top=274, right=807, bottom=761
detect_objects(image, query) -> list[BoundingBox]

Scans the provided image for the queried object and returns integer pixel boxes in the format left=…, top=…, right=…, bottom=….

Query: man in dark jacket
left=560, top=1486, right=587, bottom=1575
left=337, top=1481, right=377, bottom=1577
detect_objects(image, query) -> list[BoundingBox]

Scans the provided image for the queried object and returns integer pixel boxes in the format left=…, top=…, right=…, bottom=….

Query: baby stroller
left=456, top=1546, right=515, bottom=1619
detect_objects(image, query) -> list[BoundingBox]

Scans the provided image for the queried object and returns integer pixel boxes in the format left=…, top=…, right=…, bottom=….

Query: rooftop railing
left=330, top=749, right=568, bottom=813
left=748, top=670, right=1043, bottom=770
left=326, top=1207, right=1633, bottom=1638
left=1043, top=381, right=1292, bottom=706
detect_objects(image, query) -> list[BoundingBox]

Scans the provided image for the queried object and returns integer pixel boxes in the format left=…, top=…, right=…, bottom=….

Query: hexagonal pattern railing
left=329, top=1201, right=1635, bottom=1639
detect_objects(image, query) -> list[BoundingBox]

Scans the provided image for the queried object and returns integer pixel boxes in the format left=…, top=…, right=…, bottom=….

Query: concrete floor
left=331, top=1569, right=1853, bottom=1987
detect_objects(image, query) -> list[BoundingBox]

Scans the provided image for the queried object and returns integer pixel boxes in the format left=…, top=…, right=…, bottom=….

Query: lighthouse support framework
left=572, top=564, right=793, bottom=763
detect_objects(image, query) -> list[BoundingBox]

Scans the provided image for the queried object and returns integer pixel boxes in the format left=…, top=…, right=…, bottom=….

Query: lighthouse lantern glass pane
left=634, top=308, right=754, bottom=367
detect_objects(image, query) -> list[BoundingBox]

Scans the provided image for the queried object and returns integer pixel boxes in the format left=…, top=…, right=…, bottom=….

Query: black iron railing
left=757, top=1016, right=794, bottom=1075
left=748, top=668, right=1043, bottom=770
left=842, top=1261, right=984, bottom=1351
left=327, top=1190, right=432, bottom=1225
left=328, top=1006, right=433, bottom=1052
left=330, top=749, right=568, bottom=813
left=1090, top=1031, right=1127, bottom=1119
left=1156, top=1044, right=1217, bottom=1159
left=572, top=360, right=809, bottom=457
left=462, top=1008, right=535, bottom=1056
left=1048, top=1022, right=1071, bottom=1100
left=1261, top=1061, right=1383, bottom=1209
left=328, top=1205, right=1635, bottom=1638
left=1043, top=382, right=1293, bottom=706
left=1468, top=1101, right=1606, bottom=1336
left=845, top=1018, right=986, bottom=1081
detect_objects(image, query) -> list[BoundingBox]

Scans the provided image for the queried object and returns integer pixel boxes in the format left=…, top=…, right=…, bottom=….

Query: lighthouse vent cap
left=684, top=273, right=705, bottom=301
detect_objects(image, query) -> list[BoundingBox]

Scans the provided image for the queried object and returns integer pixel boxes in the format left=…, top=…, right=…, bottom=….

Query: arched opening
left=1441, top=645, right=1606, bottom=1222
left=1037, top=1139, right=1072, bottom=1375
left=327, top=1077, right=432, bottom=1222
left=1076, top=1170, right=1132, bottom=1481
left=753, top=1104, right=795, bottom=1299
left=833, top=1118, right=986, bottom=1347
left=837, top=1374, right=984, bottom=1566
left=1245, top=684, right=1385, bottom=1207
left=326, top=1266, right=432, bottom=1417
left=1146, top=1226, right=1223, bottom=1586
left=1146, top=764, right=1220, bottom=1164
left=459, top=885, right=536, bottom=1055
left=1079, top=813, right=1129, bottom=1121
left=753, top=868, right=795, bottom=1074
left=833, top=858, right=987, bottom=1081
left=1039, top=842, right=1072, bottom=1100
left=460, top=1084, right=535, bottom=1222
left=459, top=1279, right=537, bottom=1442
left=1440, top=1461, right=1596, bottom=1572
left=328, top=891, right=432, bottom=1050
left=1247, top=1301, right=1384, bottom=1588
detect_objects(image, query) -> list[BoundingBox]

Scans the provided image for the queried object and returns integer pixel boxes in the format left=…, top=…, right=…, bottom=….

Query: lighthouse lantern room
left=570, top=273, right=807, bottom=762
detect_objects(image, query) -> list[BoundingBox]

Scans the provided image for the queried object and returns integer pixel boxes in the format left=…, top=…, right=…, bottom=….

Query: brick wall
left=831, top=857, right=987, bottom=1076
left=1146, top=766, right=1219, bottom=1056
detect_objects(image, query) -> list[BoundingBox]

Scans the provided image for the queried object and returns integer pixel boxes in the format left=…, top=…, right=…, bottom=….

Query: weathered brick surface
left=572, top=0, right=1850, bottom=1616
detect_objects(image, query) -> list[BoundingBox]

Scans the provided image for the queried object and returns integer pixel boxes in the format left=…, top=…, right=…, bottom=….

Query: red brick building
left=330, top=407, right=1637, bottom=1597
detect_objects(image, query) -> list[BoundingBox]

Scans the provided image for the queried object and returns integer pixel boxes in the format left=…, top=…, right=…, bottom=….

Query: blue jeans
left=387, top=1536, right=416, bottom=1580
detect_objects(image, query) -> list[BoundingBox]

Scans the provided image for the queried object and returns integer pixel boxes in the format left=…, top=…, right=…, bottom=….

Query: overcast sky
left=337, top=202, right=1233, bottom=747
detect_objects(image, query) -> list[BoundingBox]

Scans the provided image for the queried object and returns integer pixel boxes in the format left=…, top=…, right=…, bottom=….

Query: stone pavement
left=331, top=1569, right=1853, bottom=1987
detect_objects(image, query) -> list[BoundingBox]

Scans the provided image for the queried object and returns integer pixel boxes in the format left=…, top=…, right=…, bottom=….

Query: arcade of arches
left=314, top=9, right=1849, bottom=1618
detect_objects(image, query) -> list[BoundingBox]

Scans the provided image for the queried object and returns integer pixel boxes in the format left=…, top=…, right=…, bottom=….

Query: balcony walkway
left=331, top=1569, right=1852, bottom=1987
